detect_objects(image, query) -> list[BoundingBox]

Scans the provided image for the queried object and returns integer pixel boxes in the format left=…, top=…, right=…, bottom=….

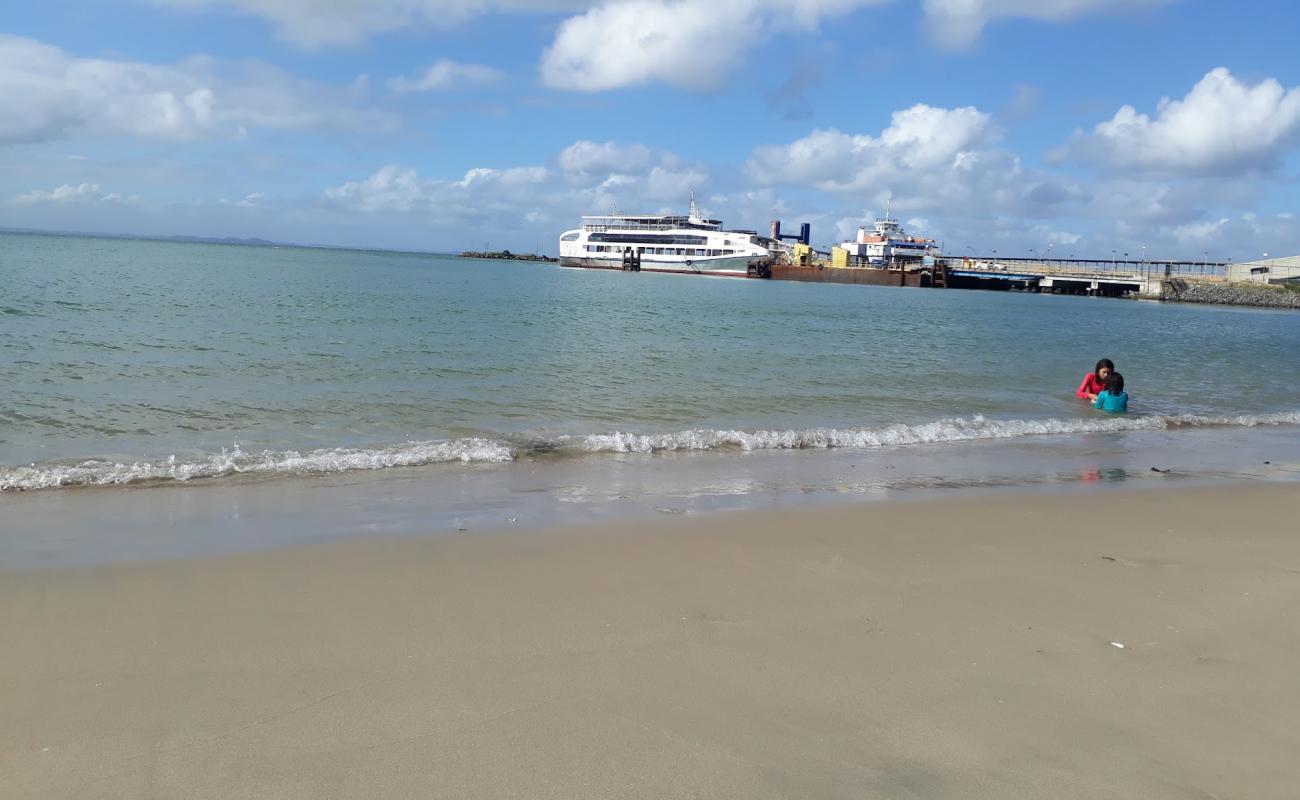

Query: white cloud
left=922, top=0, right=1174, bottom=49
left=540, top=0, right=888, bottom=92
left=558, top=140, right=652, bottom=178
left=0, top=34, right=394, bottom=145
left=388, top=59, right=505, bottom=92
left=321, top=138, right=710, bottom=233
left=745, top=104, right=997, bottom=193
left=324, top=166, right=430, bottom=213
left=16, top=183, right=131, bottom=204
left=145, top=0, right=1178, bottom=88
left=1059, top=68, right=1300, bottom=175
left=150, top=0, right=592, bottom=47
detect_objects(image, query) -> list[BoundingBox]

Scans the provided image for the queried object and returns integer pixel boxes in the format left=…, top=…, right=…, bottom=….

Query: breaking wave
left=4, top=411, right=1299, bottom=492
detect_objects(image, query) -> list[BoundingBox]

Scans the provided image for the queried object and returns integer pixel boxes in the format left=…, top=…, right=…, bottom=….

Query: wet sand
left=3, top=484, right=1299, bottom=799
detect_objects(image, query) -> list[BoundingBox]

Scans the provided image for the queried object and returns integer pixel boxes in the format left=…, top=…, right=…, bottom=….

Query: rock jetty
left=1162, top=280, right=1300, bottom=310
left=460, top=250, right=555, bottom=262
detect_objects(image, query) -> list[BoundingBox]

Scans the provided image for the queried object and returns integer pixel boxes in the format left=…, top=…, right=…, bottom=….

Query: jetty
left=944, top=256, right=1227, bottom=298
left=460, top=250, right=555, bottom=262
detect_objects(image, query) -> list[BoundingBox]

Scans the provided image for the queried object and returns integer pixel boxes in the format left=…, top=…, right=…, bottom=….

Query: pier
left=945, top=256, right=1230, bottom=298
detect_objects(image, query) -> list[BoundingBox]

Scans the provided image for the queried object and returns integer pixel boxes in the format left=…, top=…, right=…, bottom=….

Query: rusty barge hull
left=768, top=265, right=937, bottom=287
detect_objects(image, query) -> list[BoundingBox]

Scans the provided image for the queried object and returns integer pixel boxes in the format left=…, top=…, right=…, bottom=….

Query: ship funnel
left=770, top=220, right=781, bottom=240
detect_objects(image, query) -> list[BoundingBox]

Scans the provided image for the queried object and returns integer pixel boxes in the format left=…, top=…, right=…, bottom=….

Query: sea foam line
left=0, top=439, right=515, bottom=492
left=556, top=411, right=1300, bottom=454
left=3, top=411, right=1299, bottom=492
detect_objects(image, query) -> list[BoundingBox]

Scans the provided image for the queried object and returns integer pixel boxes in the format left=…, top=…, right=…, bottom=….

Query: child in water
left=1077, top=358, right=1114, bottom=402
left=1094, top=371, right=1128, bottom=413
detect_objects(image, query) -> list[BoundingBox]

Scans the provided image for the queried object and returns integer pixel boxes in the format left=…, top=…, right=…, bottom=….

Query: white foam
left=4, top=411, right=1299, bottom=492
left=562, top=411, right=1300, bottom=454
left=0, top=438, right=515, bottom=491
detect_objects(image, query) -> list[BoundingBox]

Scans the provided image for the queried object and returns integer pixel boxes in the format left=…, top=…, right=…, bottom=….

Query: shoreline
left=4, top=420, right=1299, bottom=571
left=4, top=483, right=1299, bottom=798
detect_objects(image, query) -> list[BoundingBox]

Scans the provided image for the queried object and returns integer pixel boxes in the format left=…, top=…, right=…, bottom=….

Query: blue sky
left=2, top=0, right=1298, bottom=259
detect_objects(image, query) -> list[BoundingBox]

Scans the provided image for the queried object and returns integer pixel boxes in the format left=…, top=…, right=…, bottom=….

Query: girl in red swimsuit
left=1077, top=358, right=1115, bottom=401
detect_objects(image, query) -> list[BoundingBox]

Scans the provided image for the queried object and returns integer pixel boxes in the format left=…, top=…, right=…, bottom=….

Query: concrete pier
left=946, top=257, right=1230, bottom=299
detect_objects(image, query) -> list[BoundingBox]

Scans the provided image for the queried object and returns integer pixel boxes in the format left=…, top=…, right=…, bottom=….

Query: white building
left=1227, top=255, right=1300, bottom=284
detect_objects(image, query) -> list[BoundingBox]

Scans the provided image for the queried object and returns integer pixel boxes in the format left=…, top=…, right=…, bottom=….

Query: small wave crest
left=1, top=438, right=515, bottom=492
left=4, top=411, right=1299, bottom=492
left=555, top=411, right=1300, bottom=454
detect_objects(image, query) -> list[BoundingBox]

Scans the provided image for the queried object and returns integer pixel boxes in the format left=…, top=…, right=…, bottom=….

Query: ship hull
left=769, top=264, right=934, bottom=287
left=558, top=255, right=763, bottom=278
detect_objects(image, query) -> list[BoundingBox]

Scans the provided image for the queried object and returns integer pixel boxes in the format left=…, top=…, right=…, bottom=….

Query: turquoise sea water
left=5, top=231, right=1300, bottom=566
left=3, top=231, right=1300, bottom=492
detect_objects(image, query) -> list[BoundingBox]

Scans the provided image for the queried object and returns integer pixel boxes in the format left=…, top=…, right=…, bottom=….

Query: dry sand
left=3, top=484, right=1299, bottom=799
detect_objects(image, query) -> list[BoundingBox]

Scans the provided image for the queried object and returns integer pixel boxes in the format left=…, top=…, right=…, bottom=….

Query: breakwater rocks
left=1162, top=280, right=1300, bottom=310
left=460, top=250, right=556, bottom=262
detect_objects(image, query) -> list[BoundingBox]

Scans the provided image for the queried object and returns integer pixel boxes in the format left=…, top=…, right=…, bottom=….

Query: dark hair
left=1105, top=371, right=1124, bottom=394
left=1095, top=358, right=1115, bottom=379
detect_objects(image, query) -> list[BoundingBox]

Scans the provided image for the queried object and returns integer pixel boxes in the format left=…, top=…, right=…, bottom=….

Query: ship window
left=589, top=233, right=707, bottom=246
left=561, top=232, right=580, bottom=242
left=723, top=249, right=733, bottom=255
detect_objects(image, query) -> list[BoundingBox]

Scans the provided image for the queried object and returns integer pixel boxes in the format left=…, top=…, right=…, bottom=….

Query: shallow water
left=4, top=232, right=1299, bottom=564
left=0, top=231, right=1297, bottom=489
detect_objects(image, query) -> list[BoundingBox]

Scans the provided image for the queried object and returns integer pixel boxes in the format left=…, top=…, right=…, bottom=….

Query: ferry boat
left=557, top=196, right=780, bottom=277
left=836, top=208, right=938, bottom=267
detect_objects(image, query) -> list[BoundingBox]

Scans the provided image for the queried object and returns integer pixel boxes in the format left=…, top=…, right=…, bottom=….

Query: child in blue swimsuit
left=1093, top=372, right=1128, bottom=413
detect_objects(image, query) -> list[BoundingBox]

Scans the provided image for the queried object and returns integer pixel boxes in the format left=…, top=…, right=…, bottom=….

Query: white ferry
left=837, top=208, right=938, bottom=267
left=557, top=196, right=779, bottom=277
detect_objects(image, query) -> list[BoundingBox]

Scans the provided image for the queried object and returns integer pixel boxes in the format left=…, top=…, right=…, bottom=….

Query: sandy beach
left=3, top=483, right=1299, bottom=799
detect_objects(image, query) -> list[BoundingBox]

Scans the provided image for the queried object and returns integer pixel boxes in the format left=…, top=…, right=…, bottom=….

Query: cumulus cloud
left=1059, top=68, right=1300, bottom=175
left=16, top=183, right=132, bottom=203
left=144, top=0, right=1181, bottom=88
left=922, top=0, right=1174, bottom=49
left=540, top=0, right=889, bottom=91
left=150, top=0, right=591, bottom=47
left=557, top=140, right=653, bottom=177
left=388, top=59, right=505, bottom=92
left=0, top=34, right=394, bottom=145
left=321, top=138, right=710, bottom=232
left=746, top=104, right=998, bottom=193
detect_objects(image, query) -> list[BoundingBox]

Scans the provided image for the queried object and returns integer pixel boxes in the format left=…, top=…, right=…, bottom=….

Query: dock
left=943, top=256, right=1229, bottom=298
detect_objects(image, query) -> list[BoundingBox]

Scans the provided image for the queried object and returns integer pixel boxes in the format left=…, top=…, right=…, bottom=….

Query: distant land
left=0, top=225, right=285, bottom=248
left=0, top=226, right=517, bottom=258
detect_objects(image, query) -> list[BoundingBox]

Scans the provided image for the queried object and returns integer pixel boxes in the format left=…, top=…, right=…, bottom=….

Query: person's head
left=1105, top=371, right=1124, bottom=395
left=1095, top=358, right=1115, bottom=381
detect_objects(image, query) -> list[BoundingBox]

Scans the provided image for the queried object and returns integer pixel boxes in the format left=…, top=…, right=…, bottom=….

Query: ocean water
left=4, top=231, right=1300, bottom=489
left=5, top=231, right=1294, bottom=567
